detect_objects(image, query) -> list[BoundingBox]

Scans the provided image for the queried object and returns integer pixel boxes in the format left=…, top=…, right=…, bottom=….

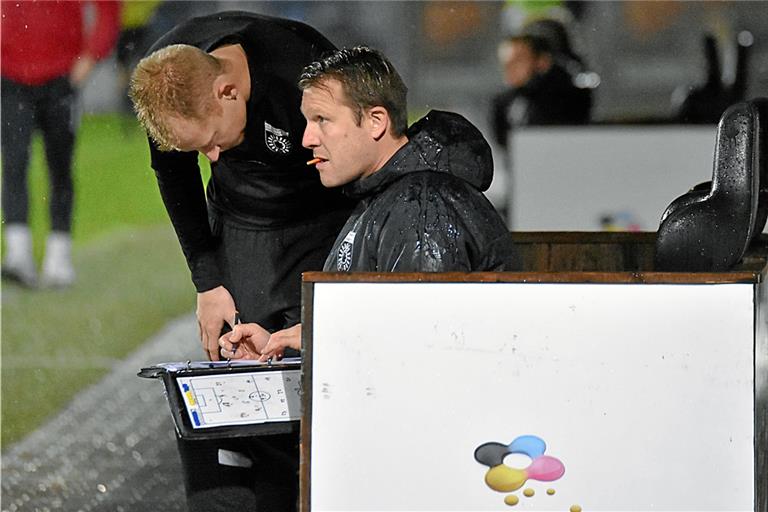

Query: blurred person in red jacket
left=1, top=0, right=120, bottom=287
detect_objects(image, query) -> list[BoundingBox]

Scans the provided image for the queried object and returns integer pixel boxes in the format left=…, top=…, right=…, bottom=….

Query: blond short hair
left=129, top=44, right=223, bottom=151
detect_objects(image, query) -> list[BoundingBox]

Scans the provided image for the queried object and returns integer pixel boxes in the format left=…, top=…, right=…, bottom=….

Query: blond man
left=129, top=11, right=353, bottom=512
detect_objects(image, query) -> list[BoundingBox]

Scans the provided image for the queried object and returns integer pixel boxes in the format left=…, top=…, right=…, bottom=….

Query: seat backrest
left=655, top=98, right=766, bottom=271
left=749, top=98, right=768, bottom=237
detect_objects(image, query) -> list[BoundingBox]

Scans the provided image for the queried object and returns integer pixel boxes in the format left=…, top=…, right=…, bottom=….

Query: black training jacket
left=324, top=111, right=518, bottom=273
left=144, top=12, right=354, bottom=292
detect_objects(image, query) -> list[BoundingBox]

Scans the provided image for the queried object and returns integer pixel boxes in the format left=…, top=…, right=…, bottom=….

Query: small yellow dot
left=504, top=495, right=519, bottom=506
left=523, top=488, right=535, bottom=497
left=570, top=505, right=582, bottom=512
left=546, top=488, right=556, bottom=495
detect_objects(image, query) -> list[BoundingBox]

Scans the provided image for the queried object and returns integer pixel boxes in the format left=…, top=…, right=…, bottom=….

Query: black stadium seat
left=655, top=98, right=768, bottom=271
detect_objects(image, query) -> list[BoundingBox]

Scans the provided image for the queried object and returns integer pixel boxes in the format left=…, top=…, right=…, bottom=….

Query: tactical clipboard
left=138, top=359, right=302, bottom=440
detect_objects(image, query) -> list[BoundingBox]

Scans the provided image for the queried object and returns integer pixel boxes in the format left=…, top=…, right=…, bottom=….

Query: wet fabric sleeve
left=372, top=178, right=477, bottom=272
left=150, top=141, right=223, bottom=292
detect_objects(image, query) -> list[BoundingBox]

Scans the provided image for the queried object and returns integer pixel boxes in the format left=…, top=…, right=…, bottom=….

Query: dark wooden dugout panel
left=304, top=232, right=768, bottom=285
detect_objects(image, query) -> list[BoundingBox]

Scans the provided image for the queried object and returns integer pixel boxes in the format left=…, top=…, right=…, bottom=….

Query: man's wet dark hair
left=506, top=34, right=553, bottom=57
left=299, top=46, right=408, bottom=137
left=521, top=19, right=573, bottom=58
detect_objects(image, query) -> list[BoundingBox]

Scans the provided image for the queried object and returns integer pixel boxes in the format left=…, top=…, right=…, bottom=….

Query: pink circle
left=526, top=455, right=565, bottom=481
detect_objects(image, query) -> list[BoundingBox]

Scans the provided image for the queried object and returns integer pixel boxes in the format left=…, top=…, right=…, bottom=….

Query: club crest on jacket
left=337, top=230, right=356, bottom=271
left=264, top=122, right=291, bottom=154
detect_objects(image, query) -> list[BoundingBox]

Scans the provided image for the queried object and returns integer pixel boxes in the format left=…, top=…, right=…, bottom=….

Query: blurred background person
left=487, top=16, right=595, bottom=222
left=1, top=0, right=120, bottom=287
left=490, top=18, right=593, bottom=149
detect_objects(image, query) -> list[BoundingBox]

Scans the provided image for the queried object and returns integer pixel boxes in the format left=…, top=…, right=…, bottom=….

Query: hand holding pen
left=219, top=318, right=272, bottom=360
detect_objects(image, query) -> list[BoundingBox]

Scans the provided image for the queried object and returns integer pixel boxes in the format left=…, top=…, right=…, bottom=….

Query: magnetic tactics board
left=177, top=369, right=302, bottom=429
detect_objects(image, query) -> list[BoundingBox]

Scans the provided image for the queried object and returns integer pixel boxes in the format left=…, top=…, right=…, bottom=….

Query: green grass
left=2, top=114, right=202, bottom=447
left=1, top=226, right=193, bottom=446
left=25, top=114, right=210, bottom=253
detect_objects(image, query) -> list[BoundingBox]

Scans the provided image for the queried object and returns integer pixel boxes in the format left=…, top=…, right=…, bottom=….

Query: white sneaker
left=2, top=223, right=38, bottom=287
left=41, top=231, right=75, bottom=287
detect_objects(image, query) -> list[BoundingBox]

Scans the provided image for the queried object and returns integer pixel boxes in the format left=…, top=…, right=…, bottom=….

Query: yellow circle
left=485, top=465, right=527, bottom=492
left=504, top=495, right=519, bottom=506
left=570, top=505, right=582, bottom=512
left=523, top=488, right=535, bottom=497
left=546, top=488, right=556, bottom=495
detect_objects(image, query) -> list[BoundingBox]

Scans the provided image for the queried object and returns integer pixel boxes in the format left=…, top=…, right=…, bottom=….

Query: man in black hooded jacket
left=219, top=46, right=517, bottom=361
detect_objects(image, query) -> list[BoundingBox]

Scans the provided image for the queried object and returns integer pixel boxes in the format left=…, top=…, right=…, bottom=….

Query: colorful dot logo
left=474, top=435, right=566, bottom=506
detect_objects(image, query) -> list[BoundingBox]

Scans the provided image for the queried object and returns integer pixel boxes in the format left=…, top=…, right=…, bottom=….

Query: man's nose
left=204, top=146, right=221, bottom=162
left=302, top=126, right=318, bottom=149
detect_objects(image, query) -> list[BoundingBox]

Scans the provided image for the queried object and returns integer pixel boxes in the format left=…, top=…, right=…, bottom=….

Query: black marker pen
left=229, top=311, right=241, bottom=360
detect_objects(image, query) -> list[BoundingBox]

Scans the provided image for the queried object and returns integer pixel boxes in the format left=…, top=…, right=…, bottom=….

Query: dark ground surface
left=1, top=315, right=199, bottom=512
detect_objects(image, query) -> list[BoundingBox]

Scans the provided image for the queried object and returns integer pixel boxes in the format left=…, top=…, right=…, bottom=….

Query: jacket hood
left=342, top=110, right=494, bottom=198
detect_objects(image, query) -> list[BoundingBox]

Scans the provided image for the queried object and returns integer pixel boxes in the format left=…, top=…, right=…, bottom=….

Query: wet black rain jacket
left=324, top=110, right=518, bottom=273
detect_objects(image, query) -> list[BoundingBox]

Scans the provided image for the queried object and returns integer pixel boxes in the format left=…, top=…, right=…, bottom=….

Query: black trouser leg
left=1, top=78, right=36, bottom=225
left=176, top=433, right=299, bottom=512
left=39, top=78, right=76, bottom=233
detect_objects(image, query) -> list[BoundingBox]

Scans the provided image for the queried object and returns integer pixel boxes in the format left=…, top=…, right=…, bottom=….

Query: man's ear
left=213, top=76, right=238, bottom=100
left=367, top=106, right=390, bottom=140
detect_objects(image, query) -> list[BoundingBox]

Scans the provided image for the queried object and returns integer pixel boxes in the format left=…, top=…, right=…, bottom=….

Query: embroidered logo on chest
left=337, top=230, right=356, bottom=271
left=264, top=122, right=291, bottom=154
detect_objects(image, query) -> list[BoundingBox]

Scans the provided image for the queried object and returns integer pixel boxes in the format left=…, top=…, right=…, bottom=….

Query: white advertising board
left=309, top=282, right=754, bottom=512
left=507, top=127, right=716, bottom=231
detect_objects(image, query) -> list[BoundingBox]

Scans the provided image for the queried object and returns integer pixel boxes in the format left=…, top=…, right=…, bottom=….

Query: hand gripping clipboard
left=138, top=358, right=302, bottom=440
